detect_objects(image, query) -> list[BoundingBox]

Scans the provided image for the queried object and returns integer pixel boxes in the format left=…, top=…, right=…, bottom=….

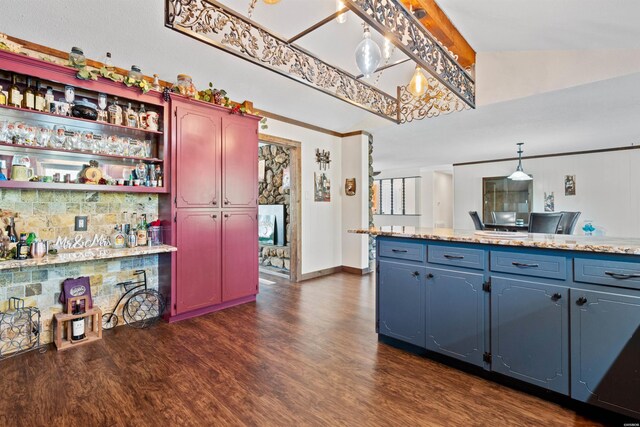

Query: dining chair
left=557, top=211, right=581, bottom=235
left=469, top=211, right=485, bottom=230
left=491, top=211, right=517, bottom=225
left=528, top=212, right=563, bottom=234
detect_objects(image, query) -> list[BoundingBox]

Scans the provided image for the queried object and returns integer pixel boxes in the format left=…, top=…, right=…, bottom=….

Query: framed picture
left=314, top=172, right=330, bottom=202
left=258, top=159, right=266, bottom=182
left=258, top=214, right=276, bottom=245
left=564, top=175, right=576, bottom=196
left=544, top=192, right=555, bottom=212
left=345, top=178, right=356, bottom=196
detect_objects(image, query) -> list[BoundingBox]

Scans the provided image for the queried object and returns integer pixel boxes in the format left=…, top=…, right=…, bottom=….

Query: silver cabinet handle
left=604, top=271, right=640, bottom=280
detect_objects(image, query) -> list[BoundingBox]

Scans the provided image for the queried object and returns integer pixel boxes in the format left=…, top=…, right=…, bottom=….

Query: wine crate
left=53, top=296, right=102, bottom=351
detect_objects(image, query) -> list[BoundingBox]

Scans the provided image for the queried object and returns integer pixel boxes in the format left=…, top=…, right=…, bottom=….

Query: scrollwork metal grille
left=0, top=297, right=42, bottom=359
left=166, top=0, right=399, bottom=121
left=397, top=78, right=468, bottom=123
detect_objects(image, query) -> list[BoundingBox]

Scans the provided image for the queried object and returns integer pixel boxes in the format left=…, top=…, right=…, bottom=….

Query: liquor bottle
left=125, top=102, right=138, bottom=128
left=112, top=225, right=126, bottom=249
left=71, top=300, right=86, bottom=341
left=22, top=77, right=35, bottom=110
left=34, top=81, right=46, bottom=112
left=44, top=86, right=55, bottom=112
left=15, top=233, right=28, bottom=260
left=138, top=104, right=147, bottom=129
left=108, top=97, right=123, bottom=126
left=155, top=165, right=163, bottom=187
left=136, top=214, right=148, bottom=246
left=8, top=75, right=21, bottom=108
left=0, top=85, right=6, bottom=105
left=6, top=217, right=18, bottom=243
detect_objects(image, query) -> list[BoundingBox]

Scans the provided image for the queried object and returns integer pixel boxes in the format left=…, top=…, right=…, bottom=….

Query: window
left=373, top=177, right=420, bottom=215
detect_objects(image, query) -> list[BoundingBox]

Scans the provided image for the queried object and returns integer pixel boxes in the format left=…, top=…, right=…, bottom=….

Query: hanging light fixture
left=263, top=0, right=281, bottom=4
left=336, top=0, right=347, bottom=23
left=408, top=66, right=428, bottom=97
left=355, top=24, right=381, bottom=78
left=508, top=143, right=533, bottom=181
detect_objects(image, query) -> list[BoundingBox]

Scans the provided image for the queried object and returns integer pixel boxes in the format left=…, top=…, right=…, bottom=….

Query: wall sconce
left=316, top=149, right=331, bottom=170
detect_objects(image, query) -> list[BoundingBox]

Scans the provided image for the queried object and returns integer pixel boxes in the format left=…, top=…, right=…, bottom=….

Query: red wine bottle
left=71, top=301, right=86, bottom=341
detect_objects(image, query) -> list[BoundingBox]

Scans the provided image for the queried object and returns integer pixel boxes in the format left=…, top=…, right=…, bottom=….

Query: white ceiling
left=2, top=0, right=640, bottom=170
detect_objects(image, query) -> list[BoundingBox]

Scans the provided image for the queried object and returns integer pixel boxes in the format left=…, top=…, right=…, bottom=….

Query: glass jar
left=69, top=47, right=86, bottom=69
left=129, top=65, right=143, bottom=80
left=174, top=74, right=197, bottom=98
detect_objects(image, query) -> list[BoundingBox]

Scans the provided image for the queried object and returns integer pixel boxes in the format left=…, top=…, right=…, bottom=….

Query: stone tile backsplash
left=0, top=189, right=161, bottom=345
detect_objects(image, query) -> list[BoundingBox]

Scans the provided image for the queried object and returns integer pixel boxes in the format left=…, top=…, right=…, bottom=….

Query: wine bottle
left=34, top=80, right=46, bottom=112
left=22, top=77, right=35, bottom=110
left=44, top=86, right=55, bottom=112
left=0, top=85, right=6, bottom=105
left=8, top=74, right=21, bottom=108
left=136, top=214, right=148, bottom=246
left=6, top=217, right=18, bottom=243
left=71, top=301, right=86, bottom=341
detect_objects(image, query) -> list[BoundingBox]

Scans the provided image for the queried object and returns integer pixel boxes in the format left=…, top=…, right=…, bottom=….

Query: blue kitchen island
left=351, top=226, right=640, bottom=419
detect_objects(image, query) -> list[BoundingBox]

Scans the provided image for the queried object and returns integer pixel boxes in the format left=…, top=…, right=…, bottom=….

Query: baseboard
left=167, top=295, right=257, bottom=323
left=341, top=265, right=372, bottom=275
left=298, top=265, right=372, bottom=281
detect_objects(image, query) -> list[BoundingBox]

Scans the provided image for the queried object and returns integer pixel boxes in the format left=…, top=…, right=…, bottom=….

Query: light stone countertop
left=0, top=244, right=177, bottom=271
left=350, top=227, right=640, bottom=256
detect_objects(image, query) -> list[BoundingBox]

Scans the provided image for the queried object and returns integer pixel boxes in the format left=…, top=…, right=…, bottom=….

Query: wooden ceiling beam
left=401, top=0, right=476, bottom=69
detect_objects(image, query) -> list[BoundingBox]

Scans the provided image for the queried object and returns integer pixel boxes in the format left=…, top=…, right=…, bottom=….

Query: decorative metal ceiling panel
left=343, top=0, right=475, bottom=108
left=166, top=0, right=399, bottom=121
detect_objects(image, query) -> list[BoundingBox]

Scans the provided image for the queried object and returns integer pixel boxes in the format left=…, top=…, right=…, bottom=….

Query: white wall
left=341, top=134, right=370, bottom=270
left=264, top=119, right=343, bottom=275
left=433, top=172, right=453, bottom=228
left=453, top=149, right=640, bottom=237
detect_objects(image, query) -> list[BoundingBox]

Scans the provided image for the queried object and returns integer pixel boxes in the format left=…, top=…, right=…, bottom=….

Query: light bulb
left=383, top=37, right=392, bottom=60
left=263, top=0, right=281, bottom=4
left=336, top=0, right=347, bottom=23
left=408, top=66, right=428, bottom=97
left=355, top=27, right=381, bottom=78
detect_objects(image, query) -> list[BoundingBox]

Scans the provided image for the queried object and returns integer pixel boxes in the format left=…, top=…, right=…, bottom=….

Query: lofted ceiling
left=2, top=0, right=640, bottom=171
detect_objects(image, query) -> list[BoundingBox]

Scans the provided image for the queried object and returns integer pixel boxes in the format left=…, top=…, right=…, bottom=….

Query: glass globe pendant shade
left=408, top=66, right=428, bottom=97
left=263, top=0, right=281, bottom=4
left=508, top=143, right=533, bottom=181
left=355, top=27, right=381, bottom=78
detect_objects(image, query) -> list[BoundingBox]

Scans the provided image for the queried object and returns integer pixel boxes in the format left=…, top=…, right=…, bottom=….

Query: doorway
left=257, top=134, right=302, bottom=282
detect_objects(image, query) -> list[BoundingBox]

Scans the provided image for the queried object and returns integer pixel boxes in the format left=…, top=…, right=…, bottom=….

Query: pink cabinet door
left=175, top=104, right=221, bottom=208
left=176, top=209, right=222, bottom=313
left=221, top=115, right=258, bottom=208
left=222, top=209, right=258, bottom=301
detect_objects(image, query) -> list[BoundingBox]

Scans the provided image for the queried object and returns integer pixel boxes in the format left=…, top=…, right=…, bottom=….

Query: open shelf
left=0, top=180, right=167, bottom=193
left=0, top=141, right=163, bottom=163
left=0, top=103, right=163, bottom=138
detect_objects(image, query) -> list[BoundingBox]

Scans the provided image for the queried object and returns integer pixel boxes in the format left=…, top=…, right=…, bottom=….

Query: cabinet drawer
left=378, top=239, right=426, bottom=263
left=574, top=258, right=640, bottom=290
left=490, top=251, right=567, bottom=280
left=428, top=245, right=485, bottom=270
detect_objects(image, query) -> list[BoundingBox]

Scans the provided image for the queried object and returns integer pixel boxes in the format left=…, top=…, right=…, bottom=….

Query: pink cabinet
left=222, top=210, right=259, bottom=301
left=170, top=95, right=260, bottom=321
left=222, top=115, right=258, bottom=208
left=174, top=104, right=221, bottom=208
left=175, top=209, right=221, bottom=313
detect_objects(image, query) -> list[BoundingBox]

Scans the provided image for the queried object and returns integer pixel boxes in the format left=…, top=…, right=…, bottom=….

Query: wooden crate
left=53, top=296, right=102, bottom=351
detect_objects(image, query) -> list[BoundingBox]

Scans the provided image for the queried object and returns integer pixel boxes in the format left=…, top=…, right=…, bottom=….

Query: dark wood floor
left=0, top=272, right=617, bottom=426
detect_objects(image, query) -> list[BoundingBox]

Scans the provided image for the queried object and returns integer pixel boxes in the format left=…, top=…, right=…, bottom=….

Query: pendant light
left=408, top=66, right=428, bottom=97
left=336, top=0, right=347, bottom=23
left=508, top=143, right=533, bottom=181
left=355, top=24, right=381, bottom=78
left=263, top=0, right=281, bottom=4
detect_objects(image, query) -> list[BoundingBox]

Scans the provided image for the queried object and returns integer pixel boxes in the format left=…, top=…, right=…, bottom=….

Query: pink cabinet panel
left=222, top=210, right=258, bottom=301
left=175, top=104, right=221, bottom=208
left=176, top=209, right=222, bottom=313
left=221, top=115, right=258, bottom=208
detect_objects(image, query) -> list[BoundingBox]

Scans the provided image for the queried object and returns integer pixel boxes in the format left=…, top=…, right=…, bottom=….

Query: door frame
left=258, top=133, right=302, bottom=282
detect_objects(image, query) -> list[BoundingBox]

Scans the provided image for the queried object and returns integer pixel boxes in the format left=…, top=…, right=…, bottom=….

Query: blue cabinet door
left=425, top=267, right=485, bottom=366
left=571, top=289, right=640, bottom=418
left=491, top=276, right=569, bottom=395
left=378, top=260, right=426, bottom=347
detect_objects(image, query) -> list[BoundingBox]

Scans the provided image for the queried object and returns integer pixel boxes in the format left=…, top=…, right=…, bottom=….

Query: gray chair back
left=491, top=211, right=516, bottom=225
left=558, top=211, right=581, bottom=235
left=469, top=211, right=485, bottom=230
left=528, top=212, right=563, bottom=234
